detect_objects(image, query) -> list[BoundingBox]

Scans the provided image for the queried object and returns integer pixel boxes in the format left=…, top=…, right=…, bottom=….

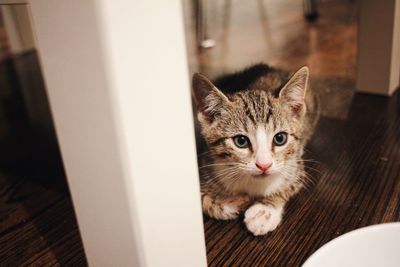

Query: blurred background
left=184, top=0, right=357, bottom=120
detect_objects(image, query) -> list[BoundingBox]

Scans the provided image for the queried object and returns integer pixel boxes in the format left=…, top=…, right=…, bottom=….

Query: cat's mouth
left=251, top=172, right=270, bottom=179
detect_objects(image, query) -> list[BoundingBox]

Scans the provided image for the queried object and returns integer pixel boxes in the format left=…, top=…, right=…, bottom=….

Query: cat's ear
left=279, top=66, right=309, bottom=116
left=192, top=73, right=230, bottom=122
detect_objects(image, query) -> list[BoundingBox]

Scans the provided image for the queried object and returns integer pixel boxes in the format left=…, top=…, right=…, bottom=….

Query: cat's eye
left=233, top=135, right=250, bottom=148
left=273, top=132, right=288, bottom=146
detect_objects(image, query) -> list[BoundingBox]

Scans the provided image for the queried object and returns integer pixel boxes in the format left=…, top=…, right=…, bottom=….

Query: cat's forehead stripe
left=236, top=91, right=274, bottom=126
left=238, top=93, right=257, bottom=126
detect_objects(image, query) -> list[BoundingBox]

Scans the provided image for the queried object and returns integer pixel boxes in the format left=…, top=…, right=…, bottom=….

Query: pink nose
left=256, top=162, right=272, bottom=173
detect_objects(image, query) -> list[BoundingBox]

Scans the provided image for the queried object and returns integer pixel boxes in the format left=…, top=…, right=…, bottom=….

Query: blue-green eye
left=273, top=132, right=288, bottom=146
left=233, top=135, right=250, bottom=148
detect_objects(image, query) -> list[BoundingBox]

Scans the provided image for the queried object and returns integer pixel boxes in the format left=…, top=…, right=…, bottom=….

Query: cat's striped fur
left=193, top=64, right=319, bottom=235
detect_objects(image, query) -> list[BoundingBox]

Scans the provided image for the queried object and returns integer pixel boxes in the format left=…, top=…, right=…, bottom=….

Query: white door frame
left=26, top=1, right=207, bottom=266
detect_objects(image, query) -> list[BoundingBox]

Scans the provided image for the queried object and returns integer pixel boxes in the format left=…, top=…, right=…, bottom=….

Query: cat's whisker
left=213, top=164, right=246, bottom=184
left=284, top=160, right=322, bottom=174
left=278, top=167, right=317, bottom=189
left=298, top=162, right=321, bottom=167
left=201, top=166, right=242, bottom=185
left=287, top=158, right=320, bottom=164
left=199, top=162, right=237, bottom=169
left=221, top=171, right=245, bottom=190
left=293, top=159, right=320, bottom=164
left=291, top=164, right=322, bottom=176
left=212, top=169, right=240, bottom=181
left=200, top=166, right=236, bottom=175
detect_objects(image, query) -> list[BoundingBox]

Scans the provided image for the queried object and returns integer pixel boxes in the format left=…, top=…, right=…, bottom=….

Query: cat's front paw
left=244, top=203, right=283, bottom=236
left=202, top=194, right=250, bottom=220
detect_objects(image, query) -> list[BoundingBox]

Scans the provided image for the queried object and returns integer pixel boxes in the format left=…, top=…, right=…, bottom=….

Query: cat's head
left=193, top=67, right=309, bottom=179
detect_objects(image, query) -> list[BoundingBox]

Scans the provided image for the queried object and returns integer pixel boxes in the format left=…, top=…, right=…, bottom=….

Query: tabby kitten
left=193, top=64, right=319, bottom=236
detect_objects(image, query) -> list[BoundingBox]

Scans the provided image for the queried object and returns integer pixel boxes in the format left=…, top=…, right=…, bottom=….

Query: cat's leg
left=244, top=199, right=285, bottom=236
left=202, top=194, right=251, bottom=220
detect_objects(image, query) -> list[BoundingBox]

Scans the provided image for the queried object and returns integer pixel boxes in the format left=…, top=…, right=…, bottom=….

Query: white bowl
left=302, top=223, right=400, bottom=267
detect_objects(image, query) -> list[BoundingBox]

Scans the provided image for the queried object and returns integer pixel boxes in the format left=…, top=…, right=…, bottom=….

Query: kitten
left=192, top=64, right=319, bottom=236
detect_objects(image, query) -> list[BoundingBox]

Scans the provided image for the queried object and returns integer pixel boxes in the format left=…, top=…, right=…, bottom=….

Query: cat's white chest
left=225, top=173, right=286, bottom=198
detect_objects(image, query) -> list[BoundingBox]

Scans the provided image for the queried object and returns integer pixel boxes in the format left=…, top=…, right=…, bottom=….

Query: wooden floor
left=0, top=0, right=399, bottom=266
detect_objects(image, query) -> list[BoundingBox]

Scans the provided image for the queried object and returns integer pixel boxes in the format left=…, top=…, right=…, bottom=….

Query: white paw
left=219, top=203, right=241, bottom=220
left=244, top=203, right=283, bottom=236
left=203, top=195, right=250, bottom=220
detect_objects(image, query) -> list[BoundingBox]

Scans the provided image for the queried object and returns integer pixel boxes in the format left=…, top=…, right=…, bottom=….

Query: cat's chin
left=250, top=172, right=271, bottom=179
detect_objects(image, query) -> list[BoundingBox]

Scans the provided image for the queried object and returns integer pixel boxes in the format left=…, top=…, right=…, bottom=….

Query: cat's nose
left=256, top=162, right=272, bottom=173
